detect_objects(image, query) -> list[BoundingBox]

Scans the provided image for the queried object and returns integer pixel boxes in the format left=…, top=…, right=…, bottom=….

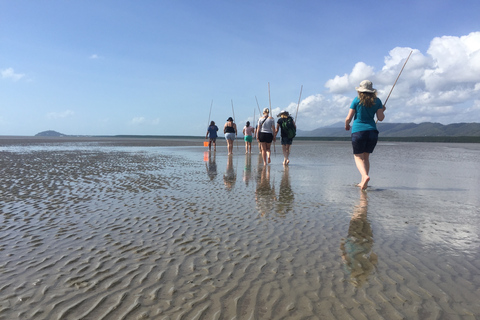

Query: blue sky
left=1, top=0, right=480, bottom=136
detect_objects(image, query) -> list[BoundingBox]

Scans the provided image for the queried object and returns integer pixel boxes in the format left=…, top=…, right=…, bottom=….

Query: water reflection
left=243, top=154, right=253, bottom=186
left=205, top=151, right=217, bottom=181
left=255, top=165, right=276, bottom=216
left=223, top=154, right=236, bottom=191
left=276, top=166, right=294, bottom=214
left=340, top=191, right=377, bottom=287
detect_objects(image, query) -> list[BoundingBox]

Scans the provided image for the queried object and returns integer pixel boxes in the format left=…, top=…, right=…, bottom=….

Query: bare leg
left=265, top=143, right=271, bottom=164
left=260, top=142, right=267, bottom=165
left=227, top=139, right=234, bottom=155
left=283, top=144, right=291, bottom=165
left=354, top=152, right=370, bottom=190
left=286, top=144, right=291, bottom=164
left=245, top=141, right=248, bottom=154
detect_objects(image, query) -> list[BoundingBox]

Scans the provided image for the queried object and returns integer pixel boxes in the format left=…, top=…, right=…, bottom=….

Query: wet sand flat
left=0, top=137, right=479, bottom=319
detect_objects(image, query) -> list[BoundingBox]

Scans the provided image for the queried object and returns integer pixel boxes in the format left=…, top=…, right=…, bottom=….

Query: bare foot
left=268, top=157, right=271, bottom=164
left=286, top=159, right=290, bottom=165
left=359, top=176, right=370, bottom=190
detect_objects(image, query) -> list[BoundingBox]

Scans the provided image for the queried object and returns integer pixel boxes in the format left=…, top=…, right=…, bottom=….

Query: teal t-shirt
left=350, top=96, right=383, bottom=133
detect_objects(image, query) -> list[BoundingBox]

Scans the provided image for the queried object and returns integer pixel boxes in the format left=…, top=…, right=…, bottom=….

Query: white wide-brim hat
left=356, top=80, right=376, bottom=93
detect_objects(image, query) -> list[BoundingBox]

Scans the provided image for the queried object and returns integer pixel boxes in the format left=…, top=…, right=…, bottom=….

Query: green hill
left=298, top=122, right=480, bottom=138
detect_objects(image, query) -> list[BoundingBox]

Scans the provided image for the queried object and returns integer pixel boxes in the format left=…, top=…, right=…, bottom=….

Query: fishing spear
left=377, top=50, right=413, bottom=123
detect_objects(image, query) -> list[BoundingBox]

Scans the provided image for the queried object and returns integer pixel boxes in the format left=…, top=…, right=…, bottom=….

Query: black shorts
left=351, top=130, right=379, bottom=154
left=281, top=136, right=293, bottom=145
left=258, top=132, right=273, bottom=143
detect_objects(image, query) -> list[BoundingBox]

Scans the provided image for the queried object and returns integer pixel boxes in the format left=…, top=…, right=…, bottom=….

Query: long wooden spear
left=376, top=51, right=412, bottom=124
left=207, top=99, right=213, bottom=126
left=253, top=108, right=255, bottom=150
left=255, top=97, right=262, bottom=152
left=205, top=99, right=213, bottom=147
left=231, top=99, right=238, bottom=150
left=255, top=96, right=262, bottom=114
left=268, top=82, right=272, bottom=112
left=295, top=85, right=303, bottom=123
left=384, top=50, right=413, bottom=107
left=268, top=82, right=275, bottom=154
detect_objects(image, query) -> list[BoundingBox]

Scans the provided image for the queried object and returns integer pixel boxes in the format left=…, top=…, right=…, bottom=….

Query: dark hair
left=210, top=121, right=215, bottom=126
left=246, top=121, right=250, bottom=127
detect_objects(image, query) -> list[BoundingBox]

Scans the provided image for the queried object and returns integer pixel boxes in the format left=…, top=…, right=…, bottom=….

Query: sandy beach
left=0, top=136, right=479, bottom=319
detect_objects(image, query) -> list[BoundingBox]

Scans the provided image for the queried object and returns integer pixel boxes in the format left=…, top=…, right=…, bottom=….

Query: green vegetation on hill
left=35, top=130, right=66, bottom=137
left=298, top=122, right=480, bottom=139
left=295, top=136, right=480, bottom=143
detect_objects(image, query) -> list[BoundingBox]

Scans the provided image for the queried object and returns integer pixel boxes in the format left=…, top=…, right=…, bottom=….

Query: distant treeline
left=109, top=135, right=480, bottom=143
left=298, top=122, right=480, bottom=138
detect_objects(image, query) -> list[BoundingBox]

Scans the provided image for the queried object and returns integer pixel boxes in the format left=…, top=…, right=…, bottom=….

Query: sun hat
left=227, top=117, right=233, bottom=121
left=263, top=108, right=269, bottom=114
left=356, top=80, right=376, bottom=93
left=277, top=110, right=289, bottom=117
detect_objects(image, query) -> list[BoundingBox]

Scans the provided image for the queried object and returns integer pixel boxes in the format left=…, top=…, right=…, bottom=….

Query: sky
left=1, top=0, right=480, bottom=136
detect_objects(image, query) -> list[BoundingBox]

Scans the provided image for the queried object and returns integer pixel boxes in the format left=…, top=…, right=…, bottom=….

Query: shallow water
left=0, top=139, right=479, bottom=319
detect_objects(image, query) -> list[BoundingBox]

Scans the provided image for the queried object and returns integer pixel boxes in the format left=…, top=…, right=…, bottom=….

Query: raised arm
left=376, top=105, right=386, bottom=122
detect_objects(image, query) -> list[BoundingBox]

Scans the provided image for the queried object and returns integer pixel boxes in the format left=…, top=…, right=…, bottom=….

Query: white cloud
left=47, top=110, right=75, bottom=119
left=306, top=31, right=480, bottom=129
left=288, top=93, right=352, bottom=129
left=89, top=54, right=101, bottom=59
left=129, top=117, right=161, bottom=126
left=325, top=62, right=375, bottom=94
left=1, top=68, right=25, bottom=81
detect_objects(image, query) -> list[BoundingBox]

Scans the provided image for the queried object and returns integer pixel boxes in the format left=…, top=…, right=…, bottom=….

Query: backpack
left=281, top=117, right=296, bottom=139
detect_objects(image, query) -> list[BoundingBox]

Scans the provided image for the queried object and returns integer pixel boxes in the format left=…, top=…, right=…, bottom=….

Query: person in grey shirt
left=256, top=108, right=276, bottom=166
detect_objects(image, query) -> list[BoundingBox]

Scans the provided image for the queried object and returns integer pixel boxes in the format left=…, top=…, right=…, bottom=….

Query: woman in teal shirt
left=345, top=80, right=386, bottom=190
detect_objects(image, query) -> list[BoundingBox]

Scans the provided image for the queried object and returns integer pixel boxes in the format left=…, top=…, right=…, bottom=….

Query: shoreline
left=1, top=135, right=479, bottom=146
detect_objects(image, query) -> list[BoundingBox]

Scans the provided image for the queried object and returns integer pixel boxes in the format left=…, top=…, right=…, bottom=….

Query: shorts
left=351, top=130, right=379, bottom=154
left=258, top=132, right=273, bottom=143
left=281, top=136, right=293, bottom=145
left=209, top=137, right=217, bottom=142
left=225, top=132, right=236, bottom=141
left=244, top=135, right=253, bottom=143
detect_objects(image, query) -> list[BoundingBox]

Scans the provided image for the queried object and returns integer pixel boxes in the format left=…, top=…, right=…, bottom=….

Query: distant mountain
left=35, top=130, right=67, bottom=137
left=297, top=122, right=480, bottom=137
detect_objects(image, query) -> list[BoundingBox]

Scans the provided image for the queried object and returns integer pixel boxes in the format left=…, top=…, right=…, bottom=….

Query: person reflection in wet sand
left=276, top=166, right=294, bottom=214
left=243, top=154, right=252, bottom=186
left=255, top=165, right=276, bottom=216
left=340, top=191, right=377, bottom=287
left=223, top=154, right=236, bottom=191
left=206, top=152, right=217, bottom=181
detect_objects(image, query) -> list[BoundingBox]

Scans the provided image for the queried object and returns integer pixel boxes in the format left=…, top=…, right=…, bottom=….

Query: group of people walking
left=206, top=108, right=297, bottom=166
left=206, top=80, right=386, bottom=190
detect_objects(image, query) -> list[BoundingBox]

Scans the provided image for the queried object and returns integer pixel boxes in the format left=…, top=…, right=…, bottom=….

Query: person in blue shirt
left=205, top=121, right=219, bottom=151
left=345, top=80, right=386, bottom=190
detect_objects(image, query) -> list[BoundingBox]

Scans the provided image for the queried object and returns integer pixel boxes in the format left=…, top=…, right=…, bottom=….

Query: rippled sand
left=0, top=137, right=479, bottom=319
